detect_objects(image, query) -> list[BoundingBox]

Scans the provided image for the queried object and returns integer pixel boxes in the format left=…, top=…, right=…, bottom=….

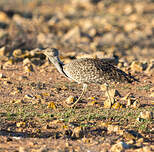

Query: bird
left=42, top=48, right=137, bottom=107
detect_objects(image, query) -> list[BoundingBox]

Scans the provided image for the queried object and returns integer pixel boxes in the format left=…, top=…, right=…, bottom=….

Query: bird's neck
left=49, top=56, right=67, bottom=76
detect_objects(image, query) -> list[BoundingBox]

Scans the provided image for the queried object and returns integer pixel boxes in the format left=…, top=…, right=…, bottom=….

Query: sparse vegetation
left=0, top=0, right=153, bottom=151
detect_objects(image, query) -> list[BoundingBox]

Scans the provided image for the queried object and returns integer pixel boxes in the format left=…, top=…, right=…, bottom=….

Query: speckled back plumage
left=63, top=58, right=133, bottom=85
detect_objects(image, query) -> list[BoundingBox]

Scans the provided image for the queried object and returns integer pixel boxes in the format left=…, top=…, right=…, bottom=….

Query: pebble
left=24, top=94, right=35, bottom=99
left=112, top=102, right=123, bottom=109
left=134, top=2, right=144, bottom=14
left=139, top=111, right=153, bottom=120
left=13, top=49, right=22, bottom=57
left=0, top=11, right=10, bottom=23
left=24, top=64, right=34, bottom=72
left=124, top=4, right=133, bottom=15
left=124, top=22, right=137, bottom=32
left=16, top=121, right=26, bottom=127
left=23, top=58, right=31, bottom=65
left=10, top=99, right=24, bottom=104
left=65, top=95, right=75, bottom=105
left=0, top=73, right=6, bottom=78
left=72, top=126, right=83, bottom=138
left=130, top=61, right=143, bottom=73
left=123, top=132, right=136, bottom=140
left=4, top=59, right=14, bottom=65
left=142, top=146, right=152, bottom=152
left=19, top=146, right=26, bottom=152
left=107, top=125, right=121, bottom=133
left=110, top=141, right=130, bottom=152
left=145, top=60, right=154, bottom=74
left=0, top=46, right=6, bottom=56
left=47, top=101, right=56, bottom=110
left=104, top=99, right=112, bottom=108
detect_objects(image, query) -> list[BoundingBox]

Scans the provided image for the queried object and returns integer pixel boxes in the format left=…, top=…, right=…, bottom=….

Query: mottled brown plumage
left=63, top=58, right=132, bottom=85
left=43, top=48, right=136, bottom=107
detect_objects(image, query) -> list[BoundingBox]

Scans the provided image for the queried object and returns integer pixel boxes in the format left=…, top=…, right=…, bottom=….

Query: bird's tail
left=117, top=68, right=139, bottom=83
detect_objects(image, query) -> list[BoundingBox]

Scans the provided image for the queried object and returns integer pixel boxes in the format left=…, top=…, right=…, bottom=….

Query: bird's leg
left=105, top=84, right=113, bottom=105
left=70, top=83, right=87, bottom=108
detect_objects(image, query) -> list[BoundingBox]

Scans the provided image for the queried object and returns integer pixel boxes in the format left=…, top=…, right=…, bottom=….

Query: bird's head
left=42, top=48, right=64, bottom=66
left=43, top=48, right=59, bottom=58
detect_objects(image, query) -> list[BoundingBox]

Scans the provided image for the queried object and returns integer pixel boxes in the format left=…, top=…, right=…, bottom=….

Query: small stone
left=130, top=61, right=143, bottom=73
left=10, top=99, right=24, bottom=104
left=150, top=92, right=154, bottom=98
left=3, top=80, right=12, bottom=85
left=124, top=22, right=137, bottom=32
left=0, top=73, right=6, bottom=78
left=146, top=60, right=154, bottom=74
left=19, top=146, right=26, bottom=152
left=104, top=99, right=112, bottom=108
left=108, top=125, right=121, bottom=133
left=123, top=132, right=136, bottom=140
left=137, top=138, right=144, bottom=143
left=88, top=28, right=96, bottom=37
left=0, top=46, right=6, bottom=56
left=82, top=137, right=91, bottom=143
left=24, top=64, right=34, bottom=72
left=135, top=142, right=142, bottom=147
left=117, top=129, right=124, bottom=135
left=41, top=92, right=50, bottom=97
left=127, top=140, right=134, bottom=144
left=4, top=59, right=14, bottom=65
left=15, top=99, right=24, bottom=103
left=13, top=49, right=22, bottom=57
left=110, top=141, right=130, bottom=152
left=139, top=111, right=153, bottom=120
left=134, top=2, right=144, bottom=14
left=24, top=94, right=35, bottom=99
left=112, top=102, right=123, bottom=109
left=100, top=85, right=106, bottom=91
left=127, top=98, right=132, bottom=106
left=16, top=122, right=26, bottom=127
left=65, top=95, right=75, bottom=105
left=132, top=100, right=140, bottom=109
left=65, top=142, right=70, bottom=147
left=99, top=122, right=109, bottom=128
left=10, top=87, right=22, bottom=95
left=47, top=101, right=56, bottom=110
left=0, top=11, right=10, bottom=23
left=23, top=58, right=31, bottom=65
left=136, top=117, right=143, bottom=122
left=124, top=4, right=133, bottom=15
left=142, top=146, right=152, bottom=152
left=72, top=126, right=83, bottom=138
left=18, top=75, right=28, bottom=80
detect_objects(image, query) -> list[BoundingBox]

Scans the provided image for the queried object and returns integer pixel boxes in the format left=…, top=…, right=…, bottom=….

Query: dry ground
left=0, top=0, right=153, bottom=151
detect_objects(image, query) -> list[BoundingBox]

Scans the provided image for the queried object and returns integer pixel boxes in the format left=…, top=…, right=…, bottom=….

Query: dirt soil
left=0, top=0, right=153, bottom=152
